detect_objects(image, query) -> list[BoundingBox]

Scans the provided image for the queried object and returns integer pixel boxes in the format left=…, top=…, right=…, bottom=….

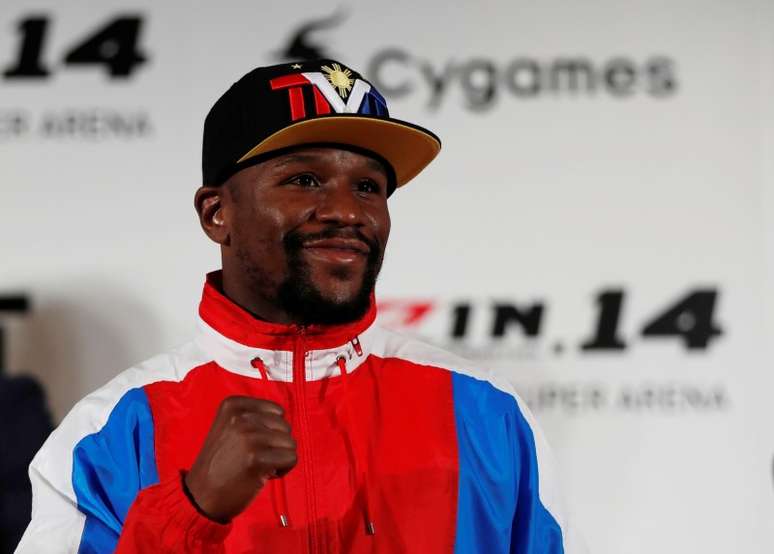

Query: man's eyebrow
left=364, top=157, right=388, bottom=176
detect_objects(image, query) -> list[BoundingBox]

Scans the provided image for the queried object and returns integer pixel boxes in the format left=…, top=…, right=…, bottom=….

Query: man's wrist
left=180, top=471, right=230, bottom=524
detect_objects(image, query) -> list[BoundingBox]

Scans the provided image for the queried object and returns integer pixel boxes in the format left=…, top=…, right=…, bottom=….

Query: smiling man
left=18, top=60, right=583, bottom=553
left=205, top=147, right=390, bottom=327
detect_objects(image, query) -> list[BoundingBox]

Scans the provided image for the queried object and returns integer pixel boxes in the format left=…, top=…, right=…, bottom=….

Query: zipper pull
left=351, top=336, right=364, bottom=357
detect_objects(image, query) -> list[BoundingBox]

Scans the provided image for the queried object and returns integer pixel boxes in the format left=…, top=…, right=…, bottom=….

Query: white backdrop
left=2, top=1, right=774, bottom=552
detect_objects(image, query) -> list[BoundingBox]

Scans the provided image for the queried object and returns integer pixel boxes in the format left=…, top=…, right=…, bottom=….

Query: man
left=17, top=60, right=582, bottom=553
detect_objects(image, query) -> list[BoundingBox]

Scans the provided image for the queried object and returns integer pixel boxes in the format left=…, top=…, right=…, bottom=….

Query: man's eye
left=289, top=173, right=319, bottom=187
left=357, top=179, right=380, bottom=194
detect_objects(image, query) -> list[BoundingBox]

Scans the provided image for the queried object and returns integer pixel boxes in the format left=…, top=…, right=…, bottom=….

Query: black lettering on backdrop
left=492, top=303, right=544, bottom=338
left=526, top=383, right=607, bottom=412
left=604, top=58, right=637, bottom=96
left=618, top=384, right=726, bottom=411
left=504, top=59, right=541, bottom=97
left=0, top=110, right=29, bottom=138
left=419, top=60, right=455, bottom=109
left=450, top=304, right=471, bottom=339
left=39, top=109, right=152, bottom=139
left=448, top=302, right=545, bottom=340
left=64, top=16, right=146, bottom=77
left=550, top=58, right=596, bottom=94
left=2, top=15, right=148, bottom=80
left=368, top=52, right=677, bottom=109
left=460, top=59, right=497, bottom=110
left=386, top=285, right=723, bottom=357
left=582, top=290, right=627, bottom=350
left=641, top=290, right=722, bottom=349
left=278, top=15, right=679, bottom=110
left=367, top=48, right=413, bottom=97
left=3, top=17, right=50, bottom=78
left=581, top=288, right=723, bottom=352
left=647, top=56, right=677, bottom=96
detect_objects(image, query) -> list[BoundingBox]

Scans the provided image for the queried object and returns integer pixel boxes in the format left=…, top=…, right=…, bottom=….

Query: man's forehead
left=264, top=146, right=391, bottom=176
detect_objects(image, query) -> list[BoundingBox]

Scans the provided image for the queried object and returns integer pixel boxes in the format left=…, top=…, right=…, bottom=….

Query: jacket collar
left=195, top=271, right=376, bottom=382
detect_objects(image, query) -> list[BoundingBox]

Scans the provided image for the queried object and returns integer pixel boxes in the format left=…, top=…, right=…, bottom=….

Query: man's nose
left=314, top=181, right=365, bottom=226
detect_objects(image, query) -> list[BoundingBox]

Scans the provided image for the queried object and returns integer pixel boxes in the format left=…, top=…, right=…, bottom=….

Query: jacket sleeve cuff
left=131, top=472, right=233, bottom=545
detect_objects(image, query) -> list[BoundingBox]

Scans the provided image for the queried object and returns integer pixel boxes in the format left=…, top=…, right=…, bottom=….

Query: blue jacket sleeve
left=451, top=372, right=574, bottom=554
left=71, top=387, right=160, bottom=552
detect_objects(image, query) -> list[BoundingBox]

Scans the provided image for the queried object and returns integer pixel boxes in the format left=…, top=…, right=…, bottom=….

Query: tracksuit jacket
left=17, top=273, right=583, bottom=553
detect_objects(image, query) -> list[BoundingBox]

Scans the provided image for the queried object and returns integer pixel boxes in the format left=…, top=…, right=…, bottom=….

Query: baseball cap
left=202, top=60, right=441, bottom=192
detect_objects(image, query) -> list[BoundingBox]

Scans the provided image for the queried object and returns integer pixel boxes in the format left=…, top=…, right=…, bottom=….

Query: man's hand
left=184, top=396, right=297, bottom=523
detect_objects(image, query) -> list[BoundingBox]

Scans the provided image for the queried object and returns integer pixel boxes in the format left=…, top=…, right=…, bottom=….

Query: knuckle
left=259, top=400, right=283, bottom=415
left=221, top=396, right=238, bottom=408
left=245, top=445, right=268, bottom=469
left=219, top=395, right=241, bottom=413
left=281, top=451, right=298, bottom=471
left=264, top=414, right=290, bottom=431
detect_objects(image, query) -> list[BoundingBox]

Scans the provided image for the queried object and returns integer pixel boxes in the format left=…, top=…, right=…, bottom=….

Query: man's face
left=198, top=146, right=391, bottom=325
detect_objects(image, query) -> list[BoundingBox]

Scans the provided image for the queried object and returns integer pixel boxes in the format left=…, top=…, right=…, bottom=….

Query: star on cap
left=291, top=63, right=302, bottom=69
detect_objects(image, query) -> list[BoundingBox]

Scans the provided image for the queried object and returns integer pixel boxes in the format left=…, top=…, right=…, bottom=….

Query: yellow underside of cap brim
left=236, top=116, right=441, bottom=187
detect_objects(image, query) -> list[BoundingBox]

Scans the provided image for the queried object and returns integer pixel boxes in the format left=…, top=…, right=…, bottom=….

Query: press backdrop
left=3, top=1, right=774, bottom=552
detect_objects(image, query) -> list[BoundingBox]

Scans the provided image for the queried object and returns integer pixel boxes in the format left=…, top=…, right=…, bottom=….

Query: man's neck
left=215, top=271, right=296, bottom=325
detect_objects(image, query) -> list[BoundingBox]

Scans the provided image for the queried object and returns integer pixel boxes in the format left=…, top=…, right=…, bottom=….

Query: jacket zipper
left=293, top=328, right=319, bottom=554
left=351, top=336, right=363, bottom=357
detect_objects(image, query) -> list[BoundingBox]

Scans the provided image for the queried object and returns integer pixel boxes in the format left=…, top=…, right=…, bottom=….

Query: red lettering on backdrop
left=377, top=300, right=436, bottom=328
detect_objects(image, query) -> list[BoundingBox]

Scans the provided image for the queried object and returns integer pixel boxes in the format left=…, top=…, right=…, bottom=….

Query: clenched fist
left=184, top=396, right=297, bottom=523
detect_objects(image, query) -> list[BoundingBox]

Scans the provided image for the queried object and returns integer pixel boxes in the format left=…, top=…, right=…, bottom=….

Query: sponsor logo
left=0, top=108, right=152, bottom=141
left=0, top=14, right=151, bottom=141
left=270, top=62, right=388, bottom=120
left=277, top=10, right=678, bottom=111
left=368, top=52, right=676, bottom=109
left=378, top=287, right=722, bottom=357
left=517, top=382, right=728, bottom=415
left=2, top=15, right=147, bottom=79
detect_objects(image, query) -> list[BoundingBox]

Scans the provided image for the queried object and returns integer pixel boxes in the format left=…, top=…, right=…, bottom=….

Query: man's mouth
left=300, top=237, right=371, bottom=264
left=302, top=237, right=370, bottom=254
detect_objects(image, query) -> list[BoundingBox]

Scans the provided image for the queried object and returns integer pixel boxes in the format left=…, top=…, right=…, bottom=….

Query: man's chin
left=277, top=279, right=373, bottom=326
left=280, top=245, right=381, bottom=325
left=293, top=296, right=372, bottom=326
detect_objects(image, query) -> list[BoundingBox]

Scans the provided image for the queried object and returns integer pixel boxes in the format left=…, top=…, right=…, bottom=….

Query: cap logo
left=321, top=63, right=354, bottom=98
left=270, top=64, right=387, bottom=122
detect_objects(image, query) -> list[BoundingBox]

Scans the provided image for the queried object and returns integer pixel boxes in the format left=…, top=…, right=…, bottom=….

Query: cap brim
left=236, top=114, right=441, bottom=188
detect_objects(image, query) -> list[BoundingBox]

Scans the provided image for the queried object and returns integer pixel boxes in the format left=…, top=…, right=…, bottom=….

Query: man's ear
left=194, top=186, right=230, bottom=246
